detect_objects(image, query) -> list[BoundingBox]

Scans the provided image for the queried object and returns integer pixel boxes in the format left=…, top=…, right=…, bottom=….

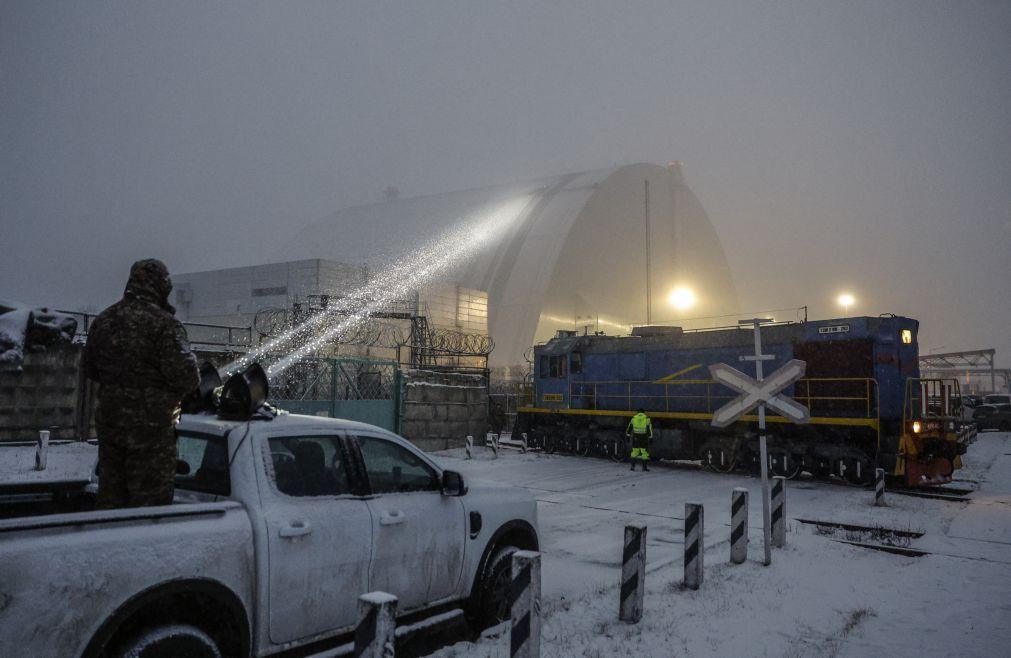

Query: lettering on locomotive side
left=542, top=393, right=564, bottom=402
left=818, top=325, right=850, bottom=334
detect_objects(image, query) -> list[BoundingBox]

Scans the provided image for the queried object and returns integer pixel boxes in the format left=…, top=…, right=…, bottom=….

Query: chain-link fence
left=262, top=356, right=402, bottom=431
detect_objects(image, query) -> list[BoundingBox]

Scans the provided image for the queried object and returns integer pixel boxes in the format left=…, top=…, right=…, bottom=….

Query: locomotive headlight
left=912, top=421, right=922, bottom=433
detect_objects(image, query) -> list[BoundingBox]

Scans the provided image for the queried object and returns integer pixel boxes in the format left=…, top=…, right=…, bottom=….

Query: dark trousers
left=96, top=422, right=177, bottom=509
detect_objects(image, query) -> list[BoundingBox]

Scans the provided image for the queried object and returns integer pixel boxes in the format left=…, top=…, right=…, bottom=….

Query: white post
left=35, top=430, right=50, bottom=471
left=354, top=591, right=397, bottom=658
left=492, top=433, right=500, bottom=458
left=619, top=524, right=646, bottom=623
left=874, top=468, right=886, bottom=506
left=751, top=320, right=773, bottom=566
left=684, top=503, right=704, bottom=590
left=511, top=550, right=542, bottom=658
left=465, top=435, right=473, bottom=459
left=771, top=476, right=786, bottom=548
left=521, top=432, right=528, bottom=453
left=730, top=488, right=748, bottom=564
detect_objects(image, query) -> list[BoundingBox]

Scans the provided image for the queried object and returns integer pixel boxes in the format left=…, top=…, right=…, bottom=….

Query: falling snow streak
left=221, top=196, right=532, bottom=379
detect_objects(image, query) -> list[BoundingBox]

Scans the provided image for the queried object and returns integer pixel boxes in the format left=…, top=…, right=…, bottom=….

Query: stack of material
left=0, top=301, right=77, bottom=371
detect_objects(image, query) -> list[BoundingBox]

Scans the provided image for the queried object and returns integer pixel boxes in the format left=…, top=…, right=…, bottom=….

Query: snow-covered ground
left=430, top=433, right=1011, bottom=657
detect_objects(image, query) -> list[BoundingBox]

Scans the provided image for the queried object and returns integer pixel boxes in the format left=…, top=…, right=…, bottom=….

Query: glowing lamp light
left=837, top=293, right=855, bottom=314
left=667, top=287, right=697, bottom=311
left=912, top=421, right=922, bottom=434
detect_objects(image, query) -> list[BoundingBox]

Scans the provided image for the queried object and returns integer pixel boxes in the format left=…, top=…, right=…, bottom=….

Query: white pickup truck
left=0, top=412, right=539, bottom=657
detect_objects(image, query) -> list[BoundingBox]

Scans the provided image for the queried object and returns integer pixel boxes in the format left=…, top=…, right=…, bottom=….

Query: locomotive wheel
left=844, top=457, right=873, bottom=486
left=542, top=435, right=557, bottom=454
left=573, top=434, right=591, bottom=456
left=835, top=456, right=873, bottom=486
left=770, top=452, right=802, bottom=479
left=700, top=442, right=736, bottom=473
left=608, top=437, right=627, bottom=462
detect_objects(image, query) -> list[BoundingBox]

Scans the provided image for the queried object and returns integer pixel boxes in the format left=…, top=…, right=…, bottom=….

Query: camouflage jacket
left=83, top=260, right=199, bottom=424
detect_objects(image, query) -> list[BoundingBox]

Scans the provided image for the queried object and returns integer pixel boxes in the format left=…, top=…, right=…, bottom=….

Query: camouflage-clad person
left=83, top=259, right=199, bottom=508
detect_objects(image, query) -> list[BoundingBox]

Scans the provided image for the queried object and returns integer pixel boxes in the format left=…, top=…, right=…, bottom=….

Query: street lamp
left=837, top=293, right=855, bottom=315
left=668, top=286, right=697, bottom=312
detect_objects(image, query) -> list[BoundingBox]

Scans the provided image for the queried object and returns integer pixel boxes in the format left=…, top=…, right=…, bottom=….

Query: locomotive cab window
left=901, top=329, right=913, bottom=344
left=570, top=351, right=583, bottom=374
left=549, top=355, right=567, bottom=378
left=539, top=356, right=548, bottom=378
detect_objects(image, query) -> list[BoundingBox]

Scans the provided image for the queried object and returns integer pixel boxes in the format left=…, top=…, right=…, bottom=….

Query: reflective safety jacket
left=627, top=412, right=653, bottom=437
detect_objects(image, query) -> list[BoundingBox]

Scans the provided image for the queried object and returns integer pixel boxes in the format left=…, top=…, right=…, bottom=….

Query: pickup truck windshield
left=175, top=432, right=230, bottom=496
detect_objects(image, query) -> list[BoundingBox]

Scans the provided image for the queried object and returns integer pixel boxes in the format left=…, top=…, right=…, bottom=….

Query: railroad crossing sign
left=709, top=359, right=810, bottom=427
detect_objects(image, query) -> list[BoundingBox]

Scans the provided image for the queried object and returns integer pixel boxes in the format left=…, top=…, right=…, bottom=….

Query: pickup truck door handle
left=279, top=520, right=312, bottom=538
left=379, top=510, right=406, bottom=526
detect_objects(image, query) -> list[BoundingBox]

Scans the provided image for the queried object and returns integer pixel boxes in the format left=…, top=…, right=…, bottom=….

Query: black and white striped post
left=491, top=434, right=500, bottom=458
left=354, top=591, right=397, bottom=658
left=510, top=550, right=541, bottom=658
left=684, top=503, right=704, bottom=590
left=619, top=523, right=646, bottom=623
left=465, top=435, right=473, bottom=459
left=34, top=429, right=50, bottom=471
left=874, top=468, right=886, bottom=506
left=771, top=476, right=786, bottom=548
left=730, top=488, right=748, bottom=564
left=521, top=432, right=528, bottom=453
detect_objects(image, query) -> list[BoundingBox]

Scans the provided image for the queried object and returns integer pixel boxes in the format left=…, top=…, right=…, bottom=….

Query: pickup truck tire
left=119, top=623, right=222, bottom=658
left=473, top=545, right=518, bottom=630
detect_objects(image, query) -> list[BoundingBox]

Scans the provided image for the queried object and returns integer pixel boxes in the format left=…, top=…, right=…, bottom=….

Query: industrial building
left=177, top=162, right=738, bottom=375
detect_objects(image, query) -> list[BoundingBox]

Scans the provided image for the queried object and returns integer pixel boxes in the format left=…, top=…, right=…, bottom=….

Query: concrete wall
left=0, top=345, right=94, bottom=442
left=400, top=369, right=487, bottom=452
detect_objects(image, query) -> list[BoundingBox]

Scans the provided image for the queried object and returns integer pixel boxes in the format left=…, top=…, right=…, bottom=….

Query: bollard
left=491, top=434, right=500, bottom=458
left=874, top=468, right=886, bottom=506
left=771, top=476, right=786, bottom=548
left=466, top=435, right=473, bottom=459
left=354, top=591, right=397, bottom=658
left=521, top=432, right=528, bottom=453
left=510, top=550, right=542, bottom=658
left=619, top=524, right=646, bottom=623
left=35, top=430, right=50, bottom=471
left=684, top=503, right=704, bottom=590
left=730, top=488, right=748, bottom=564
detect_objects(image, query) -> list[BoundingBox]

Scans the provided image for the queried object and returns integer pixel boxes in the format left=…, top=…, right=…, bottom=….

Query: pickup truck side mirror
left=176, top=459, right=191, bottom=476
left=441, top=470, right=467, bottom=496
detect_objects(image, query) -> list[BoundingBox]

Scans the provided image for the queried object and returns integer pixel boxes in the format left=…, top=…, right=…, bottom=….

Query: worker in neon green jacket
left=626, top=408, right=653, bottom=471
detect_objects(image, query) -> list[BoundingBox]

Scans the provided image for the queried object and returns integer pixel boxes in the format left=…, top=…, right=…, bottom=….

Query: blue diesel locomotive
left=514, top=315, right=975, bottom=486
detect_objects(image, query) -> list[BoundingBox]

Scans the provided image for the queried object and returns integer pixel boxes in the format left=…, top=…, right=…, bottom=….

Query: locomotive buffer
left=710, top=318, right=810, bottom=566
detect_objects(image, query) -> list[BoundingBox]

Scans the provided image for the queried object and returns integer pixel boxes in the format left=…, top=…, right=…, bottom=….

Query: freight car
left=513, top=316, right=976, bottom=486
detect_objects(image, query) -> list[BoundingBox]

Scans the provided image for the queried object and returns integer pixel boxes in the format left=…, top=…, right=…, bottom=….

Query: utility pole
left=644, top=179, right=652, bottom=325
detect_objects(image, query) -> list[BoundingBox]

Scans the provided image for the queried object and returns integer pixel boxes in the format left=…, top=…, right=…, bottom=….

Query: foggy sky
left=2, top=1, right=1010, bottom=364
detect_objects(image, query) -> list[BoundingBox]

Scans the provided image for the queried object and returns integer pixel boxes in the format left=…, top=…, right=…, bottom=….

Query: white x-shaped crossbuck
left=708, top=359, right=810, bottom=427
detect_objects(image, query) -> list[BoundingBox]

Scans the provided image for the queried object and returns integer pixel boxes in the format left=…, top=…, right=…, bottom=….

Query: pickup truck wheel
left=474, top=545, right=518, bottom=630
left=120, top=623, right=221, bottom=658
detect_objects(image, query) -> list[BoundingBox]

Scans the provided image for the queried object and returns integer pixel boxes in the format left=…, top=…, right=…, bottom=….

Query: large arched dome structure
left=279, top=162, right=738, bottom=369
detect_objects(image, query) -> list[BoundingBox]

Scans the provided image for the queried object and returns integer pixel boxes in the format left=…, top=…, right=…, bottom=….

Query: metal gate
left=265, top=357, right=402, bottom=433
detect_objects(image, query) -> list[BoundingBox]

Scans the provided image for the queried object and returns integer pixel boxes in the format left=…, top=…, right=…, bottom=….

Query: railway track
left=889, top=489, right=972, bottom=503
